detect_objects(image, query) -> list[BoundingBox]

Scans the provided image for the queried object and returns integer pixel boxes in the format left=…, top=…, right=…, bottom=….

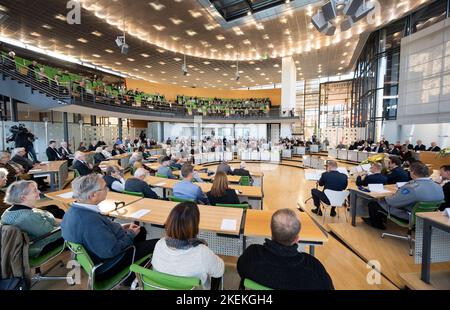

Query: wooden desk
left=244, top=209, right=328, bottom=256
left=172, top=171, right=242, bottom=183
left=28, top=161, right=69, bottom=191
left=108, top=198, right=243, bottom=236
left=111, top=153, right=131, bottom=169
left=419, top=152, right=450, bottom=171
left=417, top=212, right=450, bottom=284
left=145, top=163, right=204, bottom=172
left=145, top=176, right=263, bottom=199
left=45, top=188, right=143, bottom=213
left=348, top=182, right=397, bottom=226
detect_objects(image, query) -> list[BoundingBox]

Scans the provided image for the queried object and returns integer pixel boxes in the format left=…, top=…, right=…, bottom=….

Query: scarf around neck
left=165, top=237, right=208, bottom=250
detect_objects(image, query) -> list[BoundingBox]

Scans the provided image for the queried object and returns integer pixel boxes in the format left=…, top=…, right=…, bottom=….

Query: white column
left=281, top=57, right=297, bottom=116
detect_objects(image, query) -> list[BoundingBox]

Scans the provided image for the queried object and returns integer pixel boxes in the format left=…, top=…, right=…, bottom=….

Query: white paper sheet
left=220, top=219, right=237, bottom=231
left=361, top=164, right=371, bottom=172
left=444, top=209, right=450, bottom=217
left=130, top=209, right=151, bottom=219
left=154, top=182, right=166, bottom=187
left=58, top=192, right=74, bottom=199
left=337, top=167, right=349, bottom=176
left=368, top=184, right=390, bottom=193
left=396, top=182, right=408, bottom=188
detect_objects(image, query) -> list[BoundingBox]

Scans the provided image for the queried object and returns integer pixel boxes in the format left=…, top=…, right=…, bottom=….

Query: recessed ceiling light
left=225, top=44, right=234, bottom=49
left=30, top=32, right=41, bottom=37
left=145, top=65, right=152, bottom=68
left=92, top=54, right=101, bottom=58
left=170, top=36, right=180, bottom=41
left=189, top=10, right=202, bottom=18
left=159, top=61, right=166, bottom=65
left=174, top=58, right=182, bottom=62
left=127, top=58, right=135, bottom=62
left=169, top=18, right=183, bottom=25
left=216, top=35, right=225, bottom=41
left=42, top=24, right=53, bottom=30
left=65, top=44, right=75, bottom=49
left=77, top=38, right=88, bottom=43
left=203, top=61, right=210, bottom=65
left=186, top=30, right=197, bottom=36
left=105, top=49, right=114, bottom=53
left=115, top=62, right=122, bottom=65
left=141, top=53, right=150, bottom=58
left=153, top=25, right=165, bottom=31
left=214, top=68, right=220, bottom=71
left=91, top=31, right=103, bottom=37
left=149, top=2, right=165, bottom=11
left=55, top=14, right=66, bottom=21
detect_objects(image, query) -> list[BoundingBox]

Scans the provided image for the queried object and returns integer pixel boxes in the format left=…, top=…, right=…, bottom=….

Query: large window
left=351, top=0, right=449, bottom=140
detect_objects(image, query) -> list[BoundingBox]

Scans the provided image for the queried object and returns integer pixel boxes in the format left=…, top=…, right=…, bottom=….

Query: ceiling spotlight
left=115, top=35, right=129, bottom=55
left=343, top=0, right=375, bottom=23
left=323, top=23, right=336, bottom=36
left=311, top=11, right=328, bottom=32
left=322, top=0, right=337, bottom=22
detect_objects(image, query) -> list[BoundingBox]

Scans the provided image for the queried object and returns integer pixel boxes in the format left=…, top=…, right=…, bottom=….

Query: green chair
left=244, top=279, right=272, bottom=290
left=379, top=201, right=444, bottom=256
left=73, top=169, right=81, bottom=178
left=156, top=173, right=168, bottom=179
left=122, top=190, right=144, bottom=198
left=168, top=196, right=195, bottom=203
left=67, top=242, right=151, bottom=290
left=239, top=176, right=251, bottom=186
left=216, top=203, right=249, bottom=210
left=129, top=264, right=201, bottom=290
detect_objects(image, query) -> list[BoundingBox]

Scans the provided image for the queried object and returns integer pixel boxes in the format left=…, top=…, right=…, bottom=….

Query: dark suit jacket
left=356, top=173, right=388, bottom=187
left=388, top=148, right=400, bottom=155
left=414, top=144, right=426, bottom=151
left=232, top=168, right=252, bottom=181
left=124, top=178, right=159, bottom=199
left=93, top=153, right=106, bottom=164
left=46, top=147, right=62, bottom=161
left=72, top=160, right=92, bottom=176
left=318, top=171, right=348, bottom=191
left=58, top=147, right=73, bottom=159
left=427, top=146, right=441, bottom=152
left=207, top=189, right=240, bottom=206
left=386, top=166, right=410, bottom=185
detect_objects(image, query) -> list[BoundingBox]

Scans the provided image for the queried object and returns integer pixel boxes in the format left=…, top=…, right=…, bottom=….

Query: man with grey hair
left=232, top=162, right=253, bottom=185
left=72, top=151, right=93, bottom=176
left=237, top=208, right=333, bottom=290
left=124, top=168, right=159, bottom=199
left=216, top=159, right=233, bottom=175
left=61, top=174, right=158, bottom=284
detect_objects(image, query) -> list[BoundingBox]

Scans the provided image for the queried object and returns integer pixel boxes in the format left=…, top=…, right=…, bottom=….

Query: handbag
left=0, top=226, right=29, bottom=290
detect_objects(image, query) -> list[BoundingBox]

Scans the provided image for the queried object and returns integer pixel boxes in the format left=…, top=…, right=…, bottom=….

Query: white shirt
left=111, top=178, right=126, bottom=193
left=151, top=238, right=224, bottom=289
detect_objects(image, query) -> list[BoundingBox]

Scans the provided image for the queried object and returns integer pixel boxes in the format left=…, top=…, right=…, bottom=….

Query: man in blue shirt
left=311, top=160, right=348, bottom=217
left=156, top=156, right=176, bottom=179
left=173, top=164, right=209, bottom=204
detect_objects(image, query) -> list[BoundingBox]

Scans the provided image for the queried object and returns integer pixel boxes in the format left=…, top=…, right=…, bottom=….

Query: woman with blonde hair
left=206, top=172, right=240, bottom=206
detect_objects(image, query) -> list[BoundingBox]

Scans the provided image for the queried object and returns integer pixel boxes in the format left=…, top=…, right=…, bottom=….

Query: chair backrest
left=129, top=264, right=200, bottom=290
left=123, top=190, right=144, bottom=198
left=244, top=279, right=272, bottom=290
left=324, top=190, right=350, bottom=207
left=239, top=176, right=251, bottom=186
left=216, top=203, right=249, bottom=210
left=67, top=242, right=95, bottom=275
left=168, top=196, right=195, bottom=203
left=156, top=173, right=168, bottom=179
left=73, top=169, right=81, bottom=178
left=411, top=201, right=444, bottom=225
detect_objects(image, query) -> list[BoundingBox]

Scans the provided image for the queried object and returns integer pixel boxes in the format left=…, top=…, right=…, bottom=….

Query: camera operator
left=8, top=124, right=39, bottom=163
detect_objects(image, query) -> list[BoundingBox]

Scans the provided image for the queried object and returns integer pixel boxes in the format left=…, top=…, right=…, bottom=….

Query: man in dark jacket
left=124, top=168, right=159, bottom=199
left=46, top=140, right=63, bottom=161
left=232, top=162, right=253, bottom=184
left=356, top=163, right=388, bottom=186
left=61, top=174, right=157, bottom=282
left=414, top=140, right=426, bottom=151
left=72, top=152, right=93, bottom=176
left=386, top=157, right=410, bottom=184
left=439, top=165, right=450, bottom=211
left=311, top=160, right=348, bottom=217
left=237, top=209, right=334, bottom=290
left=427, top=142, right=441, bottom=152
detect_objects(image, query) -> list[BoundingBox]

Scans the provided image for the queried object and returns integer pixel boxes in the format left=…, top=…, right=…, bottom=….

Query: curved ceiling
left=0, top=0, right=432, bottom=89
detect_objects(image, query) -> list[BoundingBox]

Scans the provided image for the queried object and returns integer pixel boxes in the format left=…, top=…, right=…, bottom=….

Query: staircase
left=0, top=64, right=72, bottom=109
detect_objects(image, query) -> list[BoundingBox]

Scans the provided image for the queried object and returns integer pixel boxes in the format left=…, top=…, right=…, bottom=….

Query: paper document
left=396, top=182, right=408, bottom=188
left=220, top=219, right=237, bottom=231
left=154, top=182, right=166, bottom=187
left=58, top=192, right=74, bottom=199
left=361, top=164, right=371, bottom=172
left=30, top=169, right=43, bottom=173
left=337, top=167, right=349, bottom=176
left=368, top=184, right=390, bottom=193
left=305, top=169, right=324, bottom=181
left=444, top=208, right=450, bottom=217
left=130, top=209, right=151, bottom=219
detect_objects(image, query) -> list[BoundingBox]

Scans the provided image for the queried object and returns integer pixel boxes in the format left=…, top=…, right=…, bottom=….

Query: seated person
left=173, top=164, right=208, bottom=204
left=237, top=209, right=334, bottom=290
left=1, top=181, right=65, bottom=258
left=103, top=165, right=126, bottom=193
left=0, top=151, right=19, bottom=186
left=414, top=140, right=426, bottom=151
left=77, top=142, right=87, bottom=152
left=170, top=157, right=184, bottom=171
left=111, top=144, right=122, bottom=156
left=93, top=147, right=106, bottom=164
left=61, top=174, right=158, bottom=282
left=157, top=156, right=176, bottom=179
left=311, top=160, right=348, bottom=217
left=387, top=144, right=400, bottom=155
left=101, top=146, right=112, bottom=160
left=355, top=163, right=388, bottom=187
left=439, top=165, right=450, bottom=211
left=59, top=141, right=73, bottom=159
left=216, top=160, right=233, bottom=175
left=72, top=151, right=94, bottom=176
left=46, top=140, right=63, bottom=161
left=11, top=147, right=35, bottom=173
left=151, top=202, right=224, bottom=290
left=232, top=162, right=253, bottom=185
left=363, top=162, right=445, bottom=230
left=125, top=168, right=159, bottom=199
left=0, top=168, right=9, bottom=216
left=207, top=172, right=240, bottom=206
left=386, top=157, right=410, bottom=184
left=427, top=142, right=441, bottom=152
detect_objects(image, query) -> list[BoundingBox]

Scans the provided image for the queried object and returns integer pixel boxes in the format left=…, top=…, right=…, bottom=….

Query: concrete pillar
left=281, top=57, right=297, bottom=117
left=63, top=112, right=69, bottom=143
left=118, top=118, right=123, bottom=141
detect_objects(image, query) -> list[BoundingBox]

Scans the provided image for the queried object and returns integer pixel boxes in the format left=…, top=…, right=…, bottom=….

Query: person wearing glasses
left=0, top=168, right=10, bottom=216
left=61, top=174, right=158, bottom=284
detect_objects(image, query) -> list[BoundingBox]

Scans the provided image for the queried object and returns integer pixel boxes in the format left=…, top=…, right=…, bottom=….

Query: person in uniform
left=363, top=162, right=444, bottom=230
